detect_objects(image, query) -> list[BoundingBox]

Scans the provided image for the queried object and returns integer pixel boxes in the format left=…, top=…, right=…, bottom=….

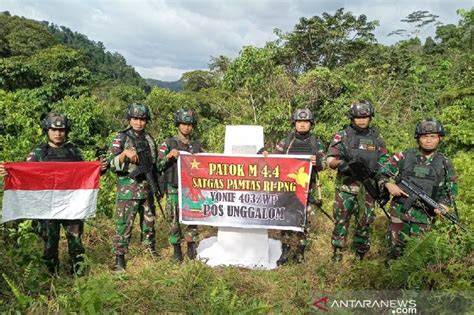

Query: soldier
left=157, top=108, right=203, bottom=262
left=0, top=112, right=107, bottom=275
left=264, top=108, right=326, bottom=266
left=378, top=118, right=458, bottom=259
left=108, top=103, right=158, bottom=271
left=327, top=101, right=389, bottom=262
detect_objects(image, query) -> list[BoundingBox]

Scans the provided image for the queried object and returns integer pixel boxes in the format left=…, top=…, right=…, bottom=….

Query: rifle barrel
left=378, top=162, right=470, bottom=233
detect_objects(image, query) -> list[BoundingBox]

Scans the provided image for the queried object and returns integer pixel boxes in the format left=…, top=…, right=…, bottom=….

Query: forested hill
left=0, top=11, right=147, bottom=88
left=0, top=8, right=473, bottom=313
left=146, top=78, right=184, bottom=91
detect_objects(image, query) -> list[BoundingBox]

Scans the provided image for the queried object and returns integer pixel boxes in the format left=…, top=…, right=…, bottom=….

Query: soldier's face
left=47, top=128, right=66, bottom=146
left=418, top=134, right=441, bottom=151
left=353, top=116, right=370, bottom=129
left=178, top=123, right=193, bottom=136
left=129, top=117, right=147, bottom=131
left=295, top=120, right=311, bottom=134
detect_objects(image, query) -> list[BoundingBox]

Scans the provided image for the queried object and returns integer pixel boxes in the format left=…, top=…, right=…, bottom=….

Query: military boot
left=113, top=255, right=126, bottom=271
left=355, top=250, right=365, bottom=261
left=148, top=245, right=159, bottom=258
left=70, top=256, right=85, bottom=276
left=47, top=262, right=59, bottom=275
left=295, top=245, right=306, bottom=264
left=45, top=258, right=59, bottom=275
left=332, top=248, right=342, bottom=263
left=276, top=244, right=291, bottom=266
left=172, top=244, right=183, bottom=262
left=187, top=242, right=197, bottom=260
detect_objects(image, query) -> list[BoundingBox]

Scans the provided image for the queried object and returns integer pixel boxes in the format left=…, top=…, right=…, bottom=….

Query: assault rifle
left=94, top=147, right=109, bottom=175
left=378, top=163, right=469, bottom=233
left=129, top=140, right=167, bottom=220
left=308, top=174, right=334, bottom=223
left=345, top=159, right=391, bottom=220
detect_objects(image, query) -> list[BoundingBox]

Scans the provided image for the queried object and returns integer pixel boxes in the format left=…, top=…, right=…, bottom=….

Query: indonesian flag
left=2, top=161, right=101, bottom=223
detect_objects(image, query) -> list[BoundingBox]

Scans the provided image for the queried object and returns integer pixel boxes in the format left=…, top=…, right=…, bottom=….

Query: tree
left=181, top=70, right=215, bottom=92
left=145, top=87, right=199, bottom=141
left=0, top=15, right=56, bottom=57
left=436, top=8, right=474, bottom=52
left=275, top=8, right=378, bottom=72
left=209, top=55, right=231, bottom=79
left=388, top=10, right=441, bottom=39
left=223, top=44, right=286, bottom=123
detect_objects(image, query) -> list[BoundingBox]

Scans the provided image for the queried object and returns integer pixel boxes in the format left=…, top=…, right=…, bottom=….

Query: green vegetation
left=0, top=8, right=473, bottom=313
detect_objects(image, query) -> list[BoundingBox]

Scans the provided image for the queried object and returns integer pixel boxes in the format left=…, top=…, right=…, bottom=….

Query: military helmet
left=348, top=100, right=375, bottom=118
left=126, top=103, right=151, bottom=120
left=41, top=112, right=71, bottom=132
left=292, top=108, right=314, bottom=125
left=174, top=108, right=197, bottom=126
left=414, top=118, right=445, bottom=138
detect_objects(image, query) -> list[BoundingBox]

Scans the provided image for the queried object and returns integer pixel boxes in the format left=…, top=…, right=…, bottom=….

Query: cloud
left=2, top=0, right=472, bottom=80
left=134, top=65, right=196, bottom=81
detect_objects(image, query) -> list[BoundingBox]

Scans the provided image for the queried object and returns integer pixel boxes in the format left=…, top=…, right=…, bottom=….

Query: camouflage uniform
left=268, top=108, right=327, bottom=265
left=156, top=108, right=203, bottom=261
left=272, top=131, right=327, bottom=263
left=27, top=140, right=85, bottom=274
left=108, top=127, right=158, bottom=256
left=157, top=134, right=203, bottom=247
left=327, top=124, right=389, bottom=258
left=378, top=149, right=458, bottom=259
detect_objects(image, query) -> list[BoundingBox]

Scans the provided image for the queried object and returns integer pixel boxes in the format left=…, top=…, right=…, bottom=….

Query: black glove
left=337, top=160, right=353, bottom=176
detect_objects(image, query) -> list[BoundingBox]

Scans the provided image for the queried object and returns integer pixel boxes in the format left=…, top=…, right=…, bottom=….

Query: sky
left=1, top=0, right=471, bottom=81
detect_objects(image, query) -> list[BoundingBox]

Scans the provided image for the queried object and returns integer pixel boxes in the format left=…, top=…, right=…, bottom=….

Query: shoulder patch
left=112, top=138, right=122, bottom=148
left=333, top=134, right=342, bottom=143
left=393, top=152, right=404, bottom=162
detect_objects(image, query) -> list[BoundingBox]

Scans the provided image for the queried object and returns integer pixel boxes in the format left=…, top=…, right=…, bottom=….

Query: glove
left=337, top=160, right=353, bottom=176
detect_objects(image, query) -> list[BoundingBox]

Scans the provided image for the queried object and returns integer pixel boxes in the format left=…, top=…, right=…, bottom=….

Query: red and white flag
left=2, top=161, right=101, bottom=223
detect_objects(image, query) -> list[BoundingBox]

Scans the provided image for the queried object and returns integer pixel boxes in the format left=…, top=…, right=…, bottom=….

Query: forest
left=0, top=7, right=473, bottom=313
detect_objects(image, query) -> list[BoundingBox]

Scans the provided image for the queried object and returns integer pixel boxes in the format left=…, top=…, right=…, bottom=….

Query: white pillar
left=197, top=125, right=281, bottom=269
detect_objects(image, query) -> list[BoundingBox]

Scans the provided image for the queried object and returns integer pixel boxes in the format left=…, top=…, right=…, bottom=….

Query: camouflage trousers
left=167, top=187, right=198, bottom=245
left=280, top=204, right=310, bottom=247
left=113, top=197, right=156, bottom=255
left=35, top=219, right=84, bottom=272
left=331, top=189, right=376, bottom=254
left=280, top=230, right=307, bottom=246
left=388, top=203, right=431, bottom=259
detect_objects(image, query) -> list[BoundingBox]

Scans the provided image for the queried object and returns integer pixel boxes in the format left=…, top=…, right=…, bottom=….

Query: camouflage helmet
left=126, top=103, right=151, bottom=120
left=292, top=108, right=314, bottom=125
left=174, top=108, right=197, bottom=126
left=41, top=112, right=71, bottom=132
left=348, top=100, right=375, bottom=118
left=414, top=118, right=445, bottom=138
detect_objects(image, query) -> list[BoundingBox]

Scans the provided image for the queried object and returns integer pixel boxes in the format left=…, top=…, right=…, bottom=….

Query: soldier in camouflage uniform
left=327, top=101, right=389, bottom=261
left=378, top=118, right=458, bottom=259
left=108, top=103, right=158, bottom=271
left=264, top=108, right=326, bottom=266
left=0, top=113, right=107, bottom=275
left=157, top=108, right=203, bottom=262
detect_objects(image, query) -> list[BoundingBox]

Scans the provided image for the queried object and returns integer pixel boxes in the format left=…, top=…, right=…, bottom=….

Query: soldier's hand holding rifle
left=120, top=149, right=139, bottom=164
left=385, top=182, right=409, bottom=198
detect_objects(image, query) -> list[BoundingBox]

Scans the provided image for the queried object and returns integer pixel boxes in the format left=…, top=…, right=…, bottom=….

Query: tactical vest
left=165, top=137, right=202, bottom=187
left=39, top=143, right=82, bottom=162
left=343, top=125, right=382, bottom=172
left=398, top=149, right=445, bottom=201
left=282, top=133, right=319, bottom=155
left=282, top=132, right=320, bottom=183
left=119, top=128, right=157, bottom=178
